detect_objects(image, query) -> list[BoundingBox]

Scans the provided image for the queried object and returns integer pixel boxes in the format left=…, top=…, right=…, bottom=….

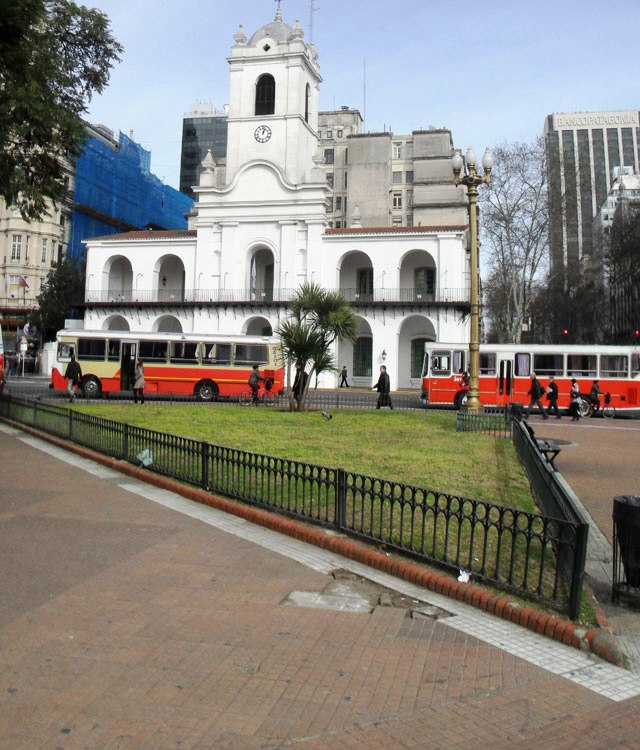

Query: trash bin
left=613, top=495, right=640, bottom=589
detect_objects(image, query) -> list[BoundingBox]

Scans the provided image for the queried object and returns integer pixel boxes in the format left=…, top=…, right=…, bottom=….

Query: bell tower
left=225, top=6, right=322, bottom=186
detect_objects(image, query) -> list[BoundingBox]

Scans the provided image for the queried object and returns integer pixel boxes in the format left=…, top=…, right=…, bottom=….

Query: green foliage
left=29, top=257, right=85, bottom=341
left=0, top=0, right=123, bottom=220
left=278, top=282, right=357, bottom=411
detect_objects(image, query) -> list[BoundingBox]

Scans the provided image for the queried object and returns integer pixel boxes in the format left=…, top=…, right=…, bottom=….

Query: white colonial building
left=82, top=8, right=470, bottom=390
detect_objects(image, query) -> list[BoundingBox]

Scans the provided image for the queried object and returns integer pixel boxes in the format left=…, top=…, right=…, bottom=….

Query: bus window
left=514, top=353, right=531, bottom=377
left=479, top=352, right=497, bottom=375
left=57, top=342, right=74, bottom=361
left=107, top=339, right=120, bottom=362
left=235, top=343, right=268, bottom=366
left=431, top=351, right=451, bottom=375
left=600, top=354, right=628, bottom=378
left=170, top=342, right=199, bottom=364
left=139, top=340, right=168, bottom=362
left=533, top=353, right=563, bottom=376
left=77, top=338, right=106, bottom=361
left=633, top=353, right=640, bottom=378
left=567, top=353, right=596, bottom=377
left=453, top=350, right=465, bottom=375
left=208, top=343, right=231, bottom=364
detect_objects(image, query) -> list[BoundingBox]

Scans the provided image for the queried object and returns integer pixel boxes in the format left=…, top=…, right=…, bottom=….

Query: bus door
left=120, top=342, right=137, bottom=391
left=496, top=355, right=513, bottom=406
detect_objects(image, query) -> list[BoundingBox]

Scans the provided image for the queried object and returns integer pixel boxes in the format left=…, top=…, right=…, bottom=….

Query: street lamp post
left=452, top=147, right=493, bottom=413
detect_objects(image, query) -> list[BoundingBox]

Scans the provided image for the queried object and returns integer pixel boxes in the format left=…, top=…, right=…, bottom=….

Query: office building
left=545, top=110, right=640, bottom=282
left=180, top=103, right=229, bottom=198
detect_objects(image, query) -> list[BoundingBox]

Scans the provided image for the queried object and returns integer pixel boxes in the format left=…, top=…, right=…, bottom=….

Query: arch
left=337, top=317, right=373, bottom=384
left=102, top=315, right=130, bottom=331
left=104, top=256, right=133, bottom=302
left=155, top=254, right=186, bottom=301
left=255, top=73, right=275, bottom=116
left=337, top=250, right=374, bottom=303
left=398, top=249, right=437, bottom=302
left=244, top=316, right=273, bottom=336
left=398, top=315, right=437, bottom=388
left=248, top=245, right=275, bottom=302
left=153, top=316, right=183, bottom=333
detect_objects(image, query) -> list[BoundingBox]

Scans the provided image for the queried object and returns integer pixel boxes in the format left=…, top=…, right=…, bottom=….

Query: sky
left=85, top=0, right=640, bottom=191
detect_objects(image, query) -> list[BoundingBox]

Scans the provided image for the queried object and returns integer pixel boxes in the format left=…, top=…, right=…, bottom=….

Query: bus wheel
left=81, top=377, right=101, bottom=399
left=454, top=392, right=467, bottom=410
left=195, top=380, right=218, bottom=402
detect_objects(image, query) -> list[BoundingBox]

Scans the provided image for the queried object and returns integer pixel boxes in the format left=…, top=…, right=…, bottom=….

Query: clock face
left=254, top=125, right=272, bottom=143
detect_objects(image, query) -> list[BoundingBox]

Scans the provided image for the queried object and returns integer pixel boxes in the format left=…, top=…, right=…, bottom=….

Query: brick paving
left=1, top=417, right=640, bottom=748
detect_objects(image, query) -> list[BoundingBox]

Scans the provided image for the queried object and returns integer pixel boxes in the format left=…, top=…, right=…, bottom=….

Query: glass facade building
left=545, top=110, right=640, bottom=280
left=179, top=104, right=229, bottom=198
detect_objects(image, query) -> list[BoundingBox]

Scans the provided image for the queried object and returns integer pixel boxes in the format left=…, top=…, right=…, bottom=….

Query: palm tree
left=277, top=282, right=357, bottom=411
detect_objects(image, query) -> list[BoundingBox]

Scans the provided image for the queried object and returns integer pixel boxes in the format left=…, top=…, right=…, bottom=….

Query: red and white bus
left=50, top=329, right=284, bottom=401
left=421, top=341, right=640, bottom=415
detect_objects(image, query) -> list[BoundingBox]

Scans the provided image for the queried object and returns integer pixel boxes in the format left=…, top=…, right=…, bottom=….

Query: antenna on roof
left=308, top=0, right=318, bottom=42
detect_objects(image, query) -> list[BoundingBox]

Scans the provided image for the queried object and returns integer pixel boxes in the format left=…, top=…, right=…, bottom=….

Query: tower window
left=305, top=83, right=310, bottom=123
left=255, top=74, right=275, bottom=116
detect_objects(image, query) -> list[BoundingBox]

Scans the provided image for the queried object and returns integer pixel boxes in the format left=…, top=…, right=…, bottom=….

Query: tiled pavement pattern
left=1, top=420, right=640, bottom=748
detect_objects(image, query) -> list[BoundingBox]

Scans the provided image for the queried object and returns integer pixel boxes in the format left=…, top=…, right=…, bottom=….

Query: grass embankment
left=75, top=403, right=535, bottom=509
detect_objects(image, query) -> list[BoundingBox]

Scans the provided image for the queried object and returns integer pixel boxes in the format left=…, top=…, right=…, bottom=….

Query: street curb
left=4, top=417, right=615, bottom=666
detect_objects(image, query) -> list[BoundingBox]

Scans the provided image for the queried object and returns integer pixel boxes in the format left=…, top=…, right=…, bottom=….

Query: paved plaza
left=0, top=412, right=639, bottom=748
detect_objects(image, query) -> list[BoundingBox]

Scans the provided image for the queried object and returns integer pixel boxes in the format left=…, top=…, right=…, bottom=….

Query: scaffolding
left=68, top=130, right=193, bottom=259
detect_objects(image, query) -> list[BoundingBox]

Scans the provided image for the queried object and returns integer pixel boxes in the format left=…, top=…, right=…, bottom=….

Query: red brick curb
left=4, top=418, right=611, bottom=664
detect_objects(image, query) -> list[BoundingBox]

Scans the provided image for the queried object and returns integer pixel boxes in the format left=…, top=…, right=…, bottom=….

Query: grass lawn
left=74, top=402, right=536, bottom=511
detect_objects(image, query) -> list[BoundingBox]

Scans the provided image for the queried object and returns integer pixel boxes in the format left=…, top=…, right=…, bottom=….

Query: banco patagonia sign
left=555, top=111, right=639, bottom=129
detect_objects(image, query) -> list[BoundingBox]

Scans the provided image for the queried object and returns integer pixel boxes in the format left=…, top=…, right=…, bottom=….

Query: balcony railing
left=82, top=287, right=470, bottom=306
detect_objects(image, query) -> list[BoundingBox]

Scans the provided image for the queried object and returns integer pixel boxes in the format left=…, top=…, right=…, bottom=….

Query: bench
left=522, top=421, right=561, bottom=470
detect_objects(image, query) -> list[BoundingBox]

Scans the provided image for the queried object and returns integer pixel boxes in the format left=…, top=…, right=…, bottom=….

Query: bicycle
left=583, top=392, right=615, bottom=419
left=239, top=377, right=276, bottom=407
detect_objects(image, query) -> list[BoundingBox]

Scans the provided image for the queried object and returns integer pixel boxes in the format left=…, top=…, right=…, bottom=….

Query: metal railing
left=82, top=286, right=470, bottom=306
left=0, top=393, right=586, bottom=617
left=456, top=407, right=513, bottom=438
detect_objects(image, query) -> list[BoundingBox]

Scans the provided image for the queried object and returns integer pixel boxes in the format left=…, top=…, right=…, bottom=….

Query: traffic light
left=562, top=328, right=569, bottom=336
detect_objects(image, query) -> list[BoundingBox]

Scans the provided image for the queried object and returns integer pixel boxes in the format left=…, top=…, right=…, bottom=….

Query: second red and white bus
left=50, top=329, right=284, bottom=400
left=421, top=341, right=640, bottom=416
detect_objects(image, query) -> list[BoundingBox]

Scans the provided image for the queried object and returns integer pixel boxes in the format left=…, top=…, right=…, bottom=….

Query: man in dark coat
left=64, top=355, right=82, bottom=402
left=372, top=365, right=393, bottom=410
left=525, top=371, right=548, bottom=419
left=545, top=374, right=561, bottom=419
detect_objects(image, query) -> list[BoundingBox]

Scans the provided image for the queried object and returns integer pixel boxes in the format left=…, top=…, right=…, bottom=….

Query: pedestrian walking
left=372, top=364, right=393, bottom=410
left=133, top=359, right=145, bottom=404
left=570, top=378, right=581, bottom=421
left=292, top=363, right=308, bottom=405
left=545, top=375, right=562, bottom=419
left=339, top=365, right=349, bottom=387
left=525, top=371, right=548, bottom=419
left=64, top=355, right=82, bottom=402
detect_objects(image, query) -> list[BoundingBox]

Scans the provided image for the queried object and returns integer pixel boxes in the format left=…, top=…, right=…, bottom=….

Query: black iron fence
left=0, top=394, right=587, bottom=618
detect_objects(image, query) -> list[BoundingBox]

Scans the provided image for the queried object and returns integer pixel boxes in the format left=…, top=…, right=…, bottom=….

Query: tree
left=0, top=0, right=123, bottom=220
left=29, top=257, right=85, bottom=342
left=277, top=282, right=357, bottom=411
left=479, top=138, right=548, bottom=343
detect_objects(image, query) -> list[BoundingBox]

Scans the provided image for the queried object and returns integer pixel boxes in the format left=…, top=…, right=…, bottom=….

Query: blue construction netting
left=68, top=130, right=194, bottom=259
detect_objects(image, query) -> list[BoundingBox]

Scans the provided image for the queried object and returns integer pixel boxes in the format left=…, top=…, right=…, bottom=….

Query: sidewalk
left=2, top=417, right=640, bottom=747
left=524, top=415, right=640, bottom=670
